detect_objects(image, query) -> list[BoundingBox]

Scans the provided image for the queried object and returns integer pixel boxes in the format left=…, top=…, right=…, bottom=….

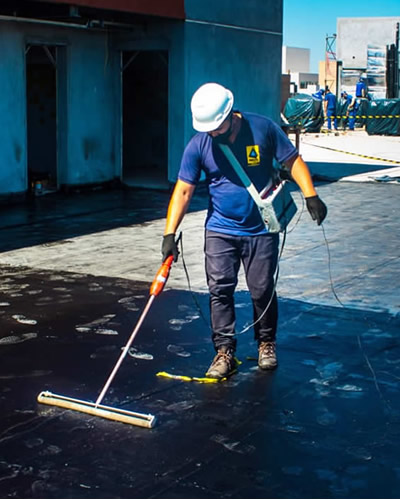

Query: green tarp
left=283, top=94, right=324, bottom=133
left=366, top=99, right=400, bottom=136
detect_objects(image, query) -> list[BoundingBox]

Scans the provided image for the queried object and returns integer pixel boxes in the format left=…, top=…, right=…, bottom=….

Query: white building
left=282, top=46, right=319, bottom=95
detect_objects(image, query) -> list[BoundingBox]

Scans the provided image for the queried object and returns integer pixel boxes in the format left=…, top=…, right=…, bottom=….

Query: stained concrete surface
left=0, top=133, right=400, bottom=499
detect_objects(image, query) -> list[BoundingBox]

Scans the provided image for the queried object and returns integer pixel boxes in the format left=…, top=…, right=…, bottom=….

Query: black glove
left=161, top=233, right=179, bottom=262
left=306, top=195, right=327, bottom=225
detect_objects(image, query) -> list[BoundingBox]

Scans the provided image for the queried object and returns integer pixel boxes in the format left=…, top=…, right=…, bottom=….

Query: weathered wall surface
left=337, top=17, right=400, bottom=69
left=0, top=21, right=121, bottom=195
left=0, top=0, right=284, bottom=194
left=65, top=32, right=119, bottom=185
left=171, top=0, right=283, bottom=180
left=0, top=25, right=27, bottom=195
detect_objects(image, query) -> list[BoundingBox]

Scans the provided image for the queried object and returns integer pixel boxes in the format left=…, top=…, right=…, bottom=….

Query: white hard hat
left=190, top=83, right=234, bottom=132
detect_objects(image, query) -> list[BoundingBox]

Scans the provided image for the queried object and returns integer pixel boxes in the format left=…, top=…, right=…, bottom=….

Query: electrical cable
left=179, top=199, right=388, bottom=407
left=178, top=233, right=210, bottom=328
left=224, top=193, right=305, bottom=336
left=320, top=223, right=345, bottom=308
left=178, top=194, right=306, bottom=338
left=320, top=221, right=389, bottom=408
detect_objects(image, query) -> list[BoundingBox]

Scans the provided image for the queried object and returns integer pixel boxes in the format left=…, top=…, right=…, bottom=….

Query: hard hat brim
left=192, top=117, right=226, bottom=133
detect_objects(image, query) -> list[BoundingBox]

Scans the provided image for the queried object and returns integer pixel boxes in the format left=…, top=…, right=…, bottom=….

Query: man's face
left=208, top=114, right=233, bottom=144
left=208, top=115, right=232, bottom=137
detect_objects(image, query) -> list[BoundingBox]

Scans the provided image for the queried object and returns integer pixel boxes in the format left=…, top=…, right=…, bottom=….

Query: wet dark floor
left=0, top=185, right=209, bottom=253
left=0, top=262, right=399, bottom=499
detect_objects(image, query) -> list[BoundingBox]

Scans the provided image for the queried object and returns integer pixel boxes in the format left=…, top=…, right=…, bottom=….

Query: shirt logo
left=246, top=145, right=260, bottom=166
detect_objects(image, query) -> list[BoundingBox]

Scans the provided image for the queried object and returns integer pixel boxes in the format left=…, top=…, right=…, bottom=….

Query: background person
left=341, top=91, right=357, bottom=131
left=161, top=82, right=327, bottom=379
left=323, top=87, right=338, bottom=131
left=355, top=75, right=369, bottom=128
left=312, top=88, right=325, bottom=100
left=355, top=76, right=368, bottom=98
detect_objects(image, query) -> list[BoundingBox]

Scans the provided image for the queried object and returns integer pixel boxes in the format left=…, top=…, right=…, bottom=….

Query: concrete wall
left=0, top=25, right=27, bottom=195
left=65, top=32, right=119, bottom=186
left=112, top=0, right=285, bottom=184
left=0, top=20, right=121, bottom=195
left=174, top=0, right=283, bottom=181
left=337, top=17, right=400, bottom=69
left=282, top=46, right=310, bottom=73
left=0, top=0, right=285, bottom=194
left=185, top=0, right=281, bottom=31
left=112, top=20, right=185, bottom=186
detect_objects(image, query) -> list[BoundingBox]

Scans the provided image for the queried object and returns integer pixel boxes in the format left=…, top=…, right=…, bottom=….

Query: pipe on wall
left=0, top=14, right=137, bottom=31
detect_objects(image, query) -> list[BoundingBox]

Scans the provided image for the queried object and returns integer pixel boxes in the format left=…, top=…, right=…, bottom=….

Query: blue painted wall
left=166, top=0, right=284, bottom=181
left=185, top=0, right=282, bottom=32
left=0, top=21, right=120, bottom=196
left=112, top=23, right=183, bottom=188
left=0, top=25, right=27, bottom=195
left=65, top=33, right=120, bottom=186
left=182, top=23, right=282, bottom=140
left=0, top=0, right=283, bottom=195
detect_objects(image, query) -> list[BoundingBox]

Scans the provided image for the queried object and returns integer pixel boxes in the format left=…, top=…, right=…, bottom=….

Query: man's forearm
left=285, top=155, right=317, bottom=198
left=164, top=180, right=196, bottom=235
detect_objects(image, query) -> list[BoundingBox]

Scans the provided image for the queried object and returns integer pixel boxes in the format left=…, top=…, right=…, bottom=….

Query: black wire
left=178, top=233, right=210, bottom=328
left=321, top=223, right=345, bottom=308
left=179, top=213, right=389, bottom=408
left=178, top=226, right=288, bottom=338
left=320, top=222, right=389, bottom=408
left=178, top=190, right=304, bottom=338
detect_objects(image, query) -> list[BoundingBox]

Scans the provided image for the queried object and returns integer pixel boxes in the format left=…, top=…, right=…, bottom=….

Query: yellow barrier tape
left=302, top=142, right=400, bottom=165
left=296, top=115, right=400, bottom=120
left=332, top=115, right=400, bottom=119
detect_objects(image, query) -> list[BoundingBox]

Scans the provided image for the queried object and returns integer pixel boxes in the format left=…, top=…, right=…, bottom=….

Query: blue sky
left=283, top=0, right=400, bottom=72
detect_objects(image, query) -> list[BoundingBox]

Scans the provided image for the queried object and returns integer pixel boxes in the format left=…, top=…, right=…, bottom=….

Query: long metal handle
left=95, top=295, right=155, bottom=407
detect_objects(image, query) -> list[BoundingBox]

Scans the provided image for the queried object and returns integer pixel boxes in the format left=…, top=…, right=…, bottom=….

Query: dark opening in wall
left=122, top=50, right=169, bottom=189
left=26, top=44, right=58, bottom=194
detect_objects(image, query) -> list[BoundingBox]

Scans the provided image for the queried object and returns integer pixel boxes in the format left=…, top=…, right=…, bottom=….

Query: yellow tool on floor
left=156, top=358, right=242, bottom=384
left=157, top=371, right=226, bottom=383
left=38, top=255, right=176, bottom=428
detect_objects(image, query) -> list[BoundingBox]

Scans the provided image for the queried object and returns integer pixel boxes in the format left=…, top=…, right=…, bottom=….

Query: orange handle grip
left=149, top=255, right=174, bottom=296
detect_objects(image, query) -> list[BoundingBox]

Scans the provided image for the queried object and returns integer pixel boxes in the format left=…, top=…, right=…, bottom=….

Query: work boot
left=258, top=341, right=278, bottom=370
left=206, top=346, right=237, bottom=379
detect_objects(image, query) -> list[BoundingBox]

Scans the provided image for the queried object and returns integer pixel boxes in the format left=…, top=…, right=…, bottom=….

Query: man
left=341, top=91, right=357, bottom=131
left=354, top=76, right=370, bottom=128
left=161, top=82, right=327, bottom=379
left=323, top=87, right=338, bottom=131
left=312, top=88, right=325, bottom=100
left=355, top=76, right=367, bottom=98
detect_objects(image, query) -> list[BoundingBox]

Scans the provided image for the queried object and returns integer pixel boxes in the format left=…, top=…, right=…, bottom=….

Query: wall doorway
left=122, top=50, right=169, bottom=189
left=26, top=44, right=59, bottom=195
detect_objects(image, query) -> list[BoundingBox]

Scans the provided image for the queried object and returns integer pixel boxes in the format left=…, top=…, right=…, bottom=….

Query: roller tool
left=38, top=254, right=176, bottom=428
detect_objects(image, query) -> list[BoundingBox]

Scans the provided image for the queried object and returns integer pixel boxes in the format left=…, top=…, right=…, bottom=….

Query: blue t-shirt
left=343, top=93, right=358, bottom=110
left=344, top=93, right=353, bottom=105
left=324, top=92, right=337, bottom=110
left=356, top=81, right=367, bottom=97
left=178, top=112, right=298, bottom=236
left=312, top=90, right=324, bottom=100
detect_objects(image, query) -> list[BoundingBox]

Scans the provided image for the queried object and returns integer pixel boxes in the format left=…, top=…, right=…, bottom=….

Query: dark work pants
left=327, top=108, right=338, bottom=130
left=205, top=230, right=279, bottom=352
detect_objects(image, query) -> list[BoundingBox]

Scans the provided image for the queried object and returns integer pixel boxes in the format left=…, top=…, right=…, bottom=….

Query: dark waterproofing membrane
left=367, top=99, right=400, bottom=136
